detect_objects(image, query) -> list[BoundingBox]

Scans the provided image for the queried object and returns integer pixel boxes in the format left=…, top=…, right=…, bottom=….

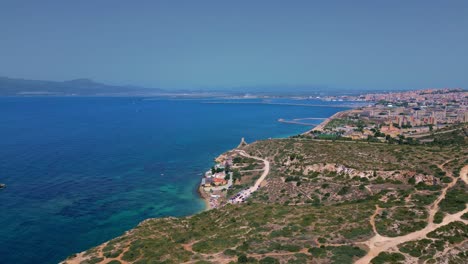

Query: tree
left=374, top=130, right=384, bottom=138
left=232, top=170, right=242, bottom=183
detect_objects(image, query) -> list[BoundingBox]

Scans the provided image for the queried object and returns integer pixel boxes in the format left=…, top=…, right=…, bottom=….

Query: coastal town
left=199, top=139, right=270, bottom=209
left=308, top=88, right=467, bottom=143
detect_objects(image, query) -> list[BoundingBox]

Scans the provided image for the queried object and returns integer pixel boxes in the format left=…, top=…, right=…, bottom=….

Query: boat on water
left=0, top=183, right=5, bottom=189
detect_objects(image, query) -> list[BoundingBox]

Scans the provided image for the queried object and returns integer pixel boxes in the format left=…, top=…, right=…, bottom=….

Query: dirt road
left=355, top=164, right=468, bottom=264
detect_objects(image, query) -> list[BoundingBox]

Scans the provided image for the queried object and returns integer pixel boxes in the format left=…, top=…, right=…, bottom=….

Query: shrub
left=439, top=186, right=468, bottom=214
left=337, top=186, right=349, bottom=195
left=259, top=257, right=280, bottom=264
left=328, top=246, right=366, bottom=264
left=433, top=211, right=444, bottom=224
left=308, top=247, right=327, bottom=258
left=441, top=177, right=452, bottom=183
left=371, top=252, right=405, bottom=263
left=282, top=244, right=301, bottom=252
left=237, top=254, right=248, bottom=263
left=342, top=227, right=371, bottom=239
left=223, top=249, right=237, bottom=256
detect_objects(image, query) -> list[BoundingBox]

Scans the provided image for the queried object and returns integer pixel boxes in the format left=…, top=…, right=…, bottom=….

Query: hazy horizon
left=1, top=75, right=446, bottom=95
left=1, top=0, right=467, bottom=91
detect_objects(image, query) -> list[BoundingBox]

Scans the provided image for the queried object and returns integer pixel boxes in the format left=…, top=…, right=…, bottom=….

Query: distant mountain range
left=0, top=77, right=166, bottom=96
left=0, top=76, right=402, bottom=97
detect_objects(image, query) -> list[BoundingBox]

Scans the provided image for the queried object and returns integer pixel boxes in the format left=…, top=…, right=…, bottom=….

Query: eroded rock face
left=303, top=163, right=372, bottom=178
left=414, top=174, right=439, bottom=185
left=302, top=163, right=439, bottom=184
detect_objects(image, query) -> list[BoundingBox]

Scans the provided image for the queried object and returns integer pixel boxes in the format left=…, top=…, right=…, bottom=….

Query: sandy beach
left=197, top=186, right=212, bottom=210
left=302, top=109, right=351, bottom=135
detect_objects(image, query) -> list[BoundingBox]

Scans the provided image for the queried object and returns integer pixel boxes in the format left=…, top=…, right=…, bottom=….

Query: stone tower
left=237, top=137, right=248, bottom=148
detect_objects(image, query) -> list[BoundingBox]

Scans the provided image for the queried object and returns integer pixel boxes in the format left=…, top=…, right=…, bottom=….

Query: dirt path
left=369, top=205, right=382, bottom=235
left=182, top=240, right=197, bottom=253
left=460, top=165, right=468, bottom=185
left=62, top=242, right=131, bottom=264
left=236, top=150, right=270, bottom=190
left=365, top=186, right=374, bottom=196
left=355, top=207, right=468, bottom=264
left=355, top=162, right=467, bottom=264
left=425, top=162, right=457, bottom=224
left=181, top=241, right=236, bottom=264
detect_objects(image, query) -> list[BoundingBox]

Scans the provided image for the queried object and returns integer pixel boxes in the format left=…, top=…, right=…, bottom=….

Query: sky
left=0, top=0, right=467, bottom=90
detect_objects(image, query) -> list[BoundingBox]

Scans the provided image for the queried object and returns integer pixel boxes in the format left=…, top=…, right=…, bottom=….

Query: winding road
left=229, top=150, right=270, bottom=203
left=236, top=150, right=270, bottom=189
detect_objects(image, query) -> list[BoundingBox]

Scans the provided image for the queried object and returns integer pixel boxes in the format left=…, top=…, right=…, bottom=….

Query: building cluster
left=361, top=88, right=465, bottom=103
left=318, top=88, right=467, bottom=140
left=201, top=159, right=232, bottom=188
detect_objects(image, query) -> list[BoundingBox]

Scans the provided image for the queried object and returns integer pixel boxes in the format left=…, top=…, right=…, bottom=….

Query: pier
left=278, top=117, right=325, bottom=126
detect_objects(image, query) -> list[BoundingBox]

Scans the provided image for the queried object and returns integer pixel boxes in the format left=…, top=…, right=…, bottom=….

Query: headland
left=63, top=88, right=467, bottom=264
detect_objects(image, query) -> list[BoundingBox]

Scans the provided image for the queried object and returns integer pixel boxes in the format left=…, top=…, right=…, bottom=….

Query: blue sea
left=0, top=97, right=350, bottom=264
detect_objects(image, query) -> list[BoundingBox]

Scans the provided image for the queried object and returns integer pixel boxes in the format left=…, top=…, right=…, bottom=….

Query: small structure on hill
left=237, top=137, right=248, bottom=148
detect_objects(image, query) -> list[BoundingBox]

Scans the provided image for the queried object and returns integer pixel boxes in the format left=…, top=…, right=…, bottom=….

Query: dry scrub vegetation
left=65, top=135, right=467, bottom=264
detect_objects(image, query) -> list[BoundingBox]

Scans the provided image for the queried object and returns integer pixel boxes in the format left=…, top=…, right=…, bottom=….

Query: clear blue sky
left=0, top=0, right=467, bottom=90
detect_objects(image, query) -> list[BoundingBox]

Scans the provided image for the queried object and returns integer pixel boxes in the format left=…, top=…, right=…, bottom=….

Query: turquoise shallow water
left=0, top=97, right=349, bottom=263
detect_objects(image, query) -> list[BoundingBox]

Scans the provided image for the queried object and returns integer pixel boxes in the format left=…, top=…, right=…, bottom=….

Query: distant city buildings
left=315, top=88, right=467, bottom=140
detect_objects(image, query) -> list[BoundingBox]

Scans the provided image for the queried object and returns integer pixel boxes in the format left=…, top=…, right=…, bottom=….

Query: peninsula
left=63, top=89, right=467, bottom=264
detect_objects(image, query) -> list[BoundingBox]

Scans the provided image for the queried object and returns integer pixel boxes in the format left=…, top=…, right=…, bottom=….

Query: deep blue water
left=0, top=97, right=349, bottom=264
